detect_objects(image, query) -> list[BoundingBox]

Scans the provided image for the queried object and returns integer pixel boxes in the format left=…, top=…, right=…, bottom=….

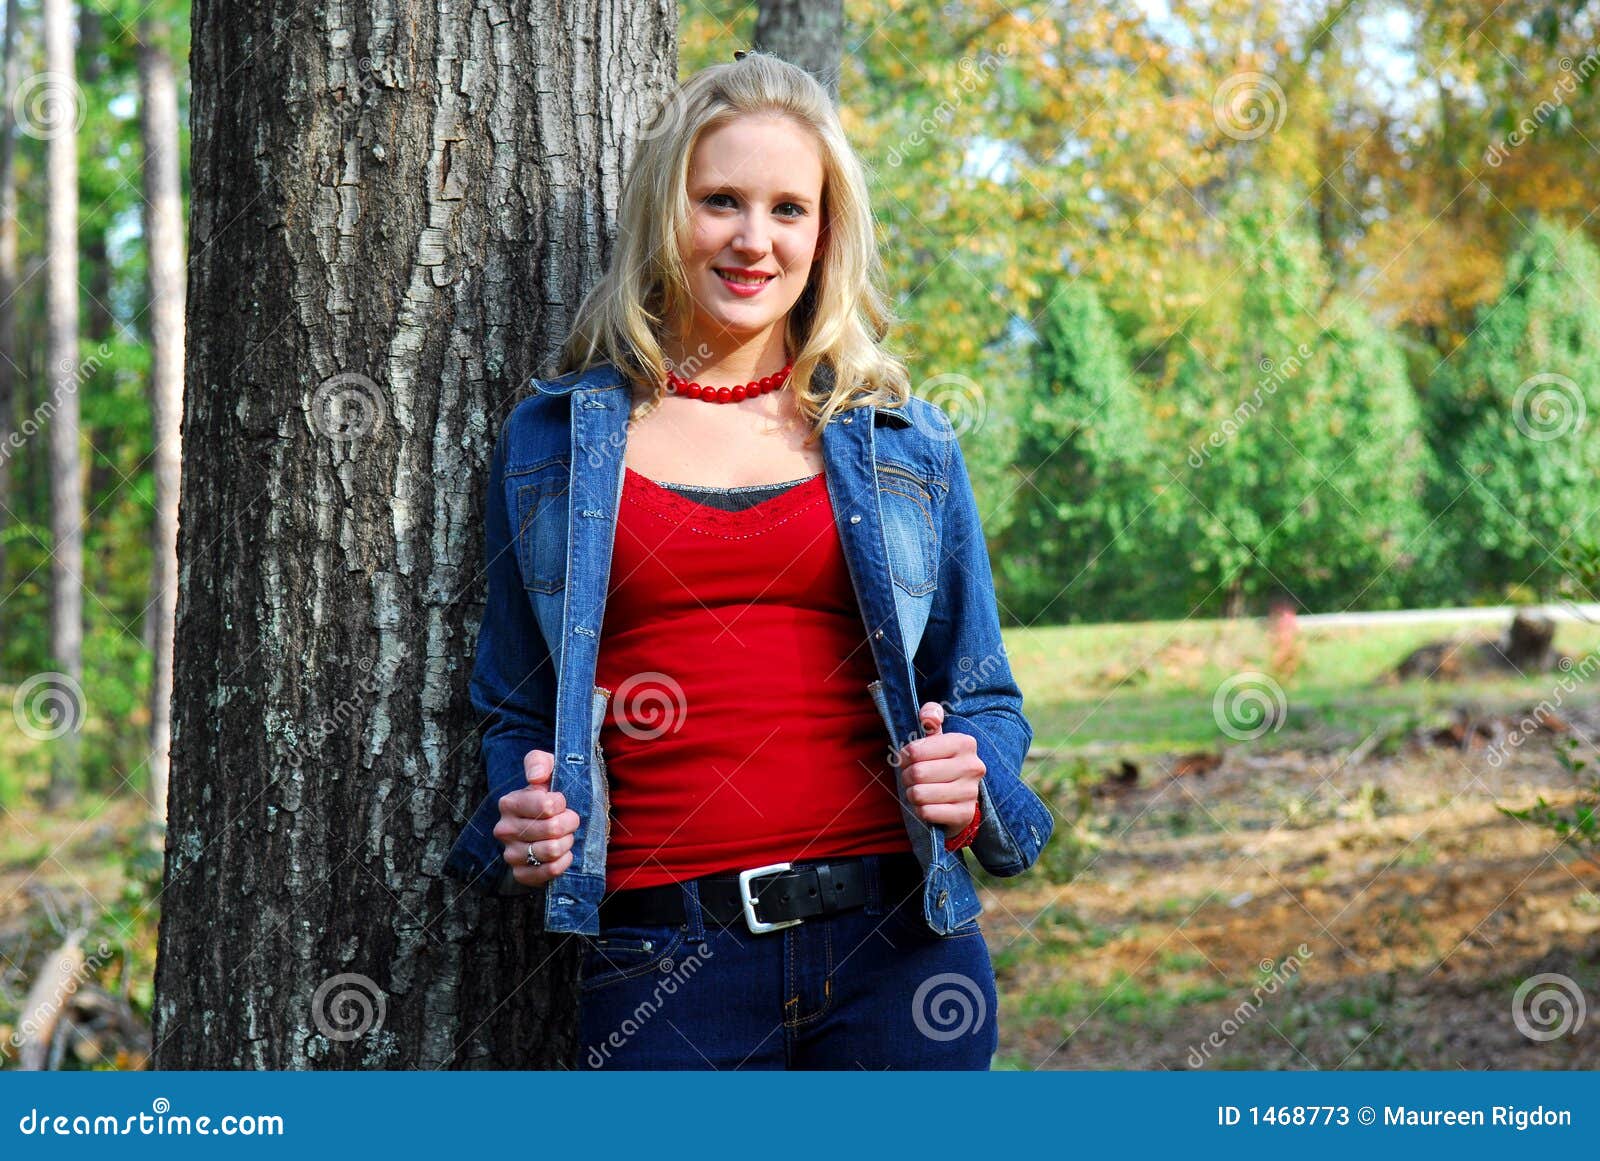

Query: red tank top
left=595, top=465, right=912, bottom=892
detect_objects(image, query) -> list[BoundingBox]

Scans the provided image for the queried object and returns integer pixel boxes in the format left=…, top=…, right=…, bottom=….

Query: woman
left=443, top=50, right=1053, bottom=1069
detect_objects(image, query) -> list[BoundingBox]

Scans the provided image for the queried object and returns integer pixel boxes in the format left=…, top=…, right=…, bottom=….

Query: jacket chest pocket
left=514, top=476, right=569, bottom=594
left=876, top=462, right=939, bottom=596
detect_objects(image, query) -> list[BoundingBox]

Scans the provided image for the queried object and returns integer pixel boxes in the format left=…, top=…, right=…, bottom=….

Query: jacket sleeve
left=442, top=411, right=556, bottom=897
left=911, top=420, right=1054, bottom=877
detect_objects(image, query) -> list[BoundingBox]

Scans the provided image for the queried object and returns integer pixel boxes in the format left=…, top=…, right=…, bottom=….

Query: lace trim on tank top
left=624, top=466, right=827, bottom=531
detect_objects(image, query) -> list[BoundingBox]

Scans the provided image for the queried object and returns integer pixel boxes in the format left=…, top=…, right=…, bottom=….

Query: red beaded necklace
left=664, top=359, right=794, bottom=404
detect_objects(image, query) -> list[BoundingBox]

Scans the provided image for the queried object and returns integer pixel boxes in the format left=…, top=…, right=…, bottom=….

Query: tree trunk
left=77, top=9, right=117, bottom=510
left=0, top=0, right=20, bottom=593
left=139, top=21, right=184, bottom=831
left=43, top=0, right=84, bottom=810
left=153, top=0, right=676, bottom=1069
left=754, top=0, right=842, bottom=101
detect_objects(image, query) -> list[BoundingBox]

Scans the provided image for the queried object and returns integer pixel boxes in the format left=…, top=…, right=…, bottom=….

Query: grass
left=1005, top=614, right=1600, bottom=755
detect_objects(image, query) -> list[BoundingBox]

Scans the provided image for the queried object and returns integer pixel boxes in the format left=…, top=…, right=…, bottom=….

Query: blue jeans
left=576, top=853, right=1000, bottom=1069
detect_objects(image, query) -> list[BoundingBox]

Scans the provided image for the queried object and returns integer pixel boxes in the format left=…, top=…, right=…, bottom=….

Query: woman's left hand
left=897, top=701, right=984, bottom=831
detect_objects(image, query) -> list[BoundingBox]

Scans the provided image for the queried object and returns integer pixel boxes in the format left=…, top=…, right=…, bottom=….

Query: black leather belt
left=598, top=852, right=925, bottom=934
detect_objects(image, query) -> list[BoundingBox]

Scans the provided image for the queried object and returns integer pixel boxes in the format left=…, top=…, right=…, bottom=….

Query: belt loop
left=814, top=861, right=835, bottom=913
left=863, top=853, right=883, bottom=915
left=680, top=877, right=707, bottom=941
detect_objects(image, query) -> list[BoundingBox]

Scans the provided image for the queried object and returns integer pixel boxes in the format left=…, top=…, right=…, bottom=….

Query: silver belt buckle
left=737, top=861, right=803, bottom=934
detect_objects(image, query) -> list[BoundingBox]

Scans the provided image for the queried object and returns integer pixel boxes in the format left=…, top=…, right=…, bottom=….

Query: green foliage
left=1168, top=184, right=1430, bottom=615
left=1498, top=735, right=1599, bottom=859
left=998, top=279, right=1168, bottom=623
left=1424, top=220, right=1600, bottom=601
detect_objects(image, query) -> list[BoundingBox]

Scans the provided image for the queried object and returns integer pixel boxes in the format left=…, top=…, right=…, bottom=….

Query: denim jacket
left=441, top=361, right=1054, bottom=935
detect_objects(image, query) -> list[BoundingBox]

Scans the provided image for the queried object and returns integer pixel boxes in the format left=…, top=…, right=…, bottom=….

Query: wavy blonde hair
left=555, top=49, right=911, bottom=440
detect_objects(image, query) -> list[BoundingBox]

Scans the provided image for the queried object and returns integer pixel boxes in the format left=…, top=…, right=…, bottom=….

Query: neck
left=660, top=328, right=791, bottom=387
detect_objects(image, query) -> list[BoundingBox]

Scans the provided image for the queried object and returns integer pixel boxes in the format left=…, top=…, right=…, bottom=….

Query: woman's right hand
left=494, top=748, right=580, bottom=886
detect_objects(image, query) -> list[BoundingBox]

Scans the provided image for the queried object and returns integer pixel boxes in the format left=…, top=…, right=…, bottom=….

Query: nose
left=733, top=212, right=770, bottom=258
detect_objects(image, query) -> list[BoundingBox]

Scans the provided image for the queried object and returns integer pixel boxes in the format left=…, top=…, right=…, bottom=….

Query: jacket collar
left=534, top=361, right=914, bottom=428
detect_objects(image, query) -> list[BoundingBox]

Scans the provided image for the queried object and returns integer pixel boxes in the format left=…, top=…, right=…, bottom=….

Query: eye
left=776, top=202, right=807, bottom=218
left=703, top=192, right=736, bottom=209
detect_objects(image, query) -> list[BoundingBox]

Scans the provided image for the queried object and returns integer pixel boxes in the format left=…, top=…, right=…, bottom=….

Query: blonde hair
left=554, top=49, right=911, bottom=441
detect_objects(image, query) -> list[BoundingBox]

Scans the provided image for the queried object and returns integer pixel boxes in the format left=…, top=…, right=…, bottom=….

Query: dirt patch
left=983, top=732, right=1600, bottom=1069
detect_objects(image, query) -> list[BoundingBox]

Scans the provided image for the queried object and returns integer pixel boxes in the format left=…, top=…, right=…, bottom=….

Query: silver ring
left=525, top=844, right=542, bottom=868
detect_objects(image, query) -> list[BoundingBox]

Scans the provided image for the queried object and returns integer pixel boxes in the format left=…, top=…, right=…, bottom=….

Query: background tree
left=755, top=0, right=842, bottom=101
left=997, top=280, right=1162, bottom=625
left=0, top=0, right=20, bottom=595
left=152, top=0, right=676, bottom=1069
left=1169, top=183, right=1428, bottom=617
left=138, top=13, right=184, bottom=827
left=1424, top=219, right=1600, bottom=602
left=43, top=0, right=83, bottom=809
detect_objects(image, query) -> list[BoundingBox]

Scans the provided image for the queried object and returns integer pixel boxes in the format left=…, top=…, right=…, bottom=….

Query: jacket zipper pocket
left=876, top=461, right=935, bottom=493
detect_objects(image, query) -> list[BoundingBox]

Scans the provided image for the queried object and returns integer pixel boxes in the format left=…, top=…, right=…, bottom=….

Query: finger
left=494, top=808, right=581, bottom=844
left=904, top=775, right=974, bottom=806
left=918, top=701, right=945, bottom=736
left=898, top=747, right=971, bottom=785
left=509, top=848, right=574, bottom=886
left=916, top=802, right=978, bottom=830
left=501, top=787, right=566, bottom=820
left=502, top=829, right=576, bottom=868
left=524, top=748, right=553, bottom=785
left=494, top=812, right=561, bottom=844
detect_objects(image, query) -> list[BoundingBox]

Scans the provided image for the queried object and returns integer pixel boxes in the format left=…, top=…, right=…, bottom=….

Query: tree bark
left=153, top=0, right=675, bottom=1069
left=139, top=20, right=185, bottom=830
left=754, top=0, right=842, bottom=102
left=43, top=0, right=84, bottom=810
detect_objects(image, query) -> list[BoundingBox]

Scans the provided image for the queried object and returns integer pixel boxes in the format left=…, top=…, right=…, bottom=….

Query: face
left=677, top=113, right=826, bottom=349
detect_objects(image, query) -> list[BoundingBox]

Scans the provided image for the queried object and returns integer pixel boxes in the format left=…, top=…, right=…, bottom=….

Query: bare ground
left=981, top=733, right=1600, bottom=1070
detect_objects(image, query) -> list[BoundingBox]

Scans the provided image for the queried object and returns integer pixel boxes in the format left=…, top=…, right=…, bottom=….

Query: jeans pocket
left=578, top=923, right=685, bottom=993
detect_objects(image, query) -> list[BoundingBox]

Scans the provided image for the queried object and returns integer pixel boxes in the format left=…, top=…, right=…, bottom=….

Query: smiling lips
left=715, top=267, right=777, bottom=295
